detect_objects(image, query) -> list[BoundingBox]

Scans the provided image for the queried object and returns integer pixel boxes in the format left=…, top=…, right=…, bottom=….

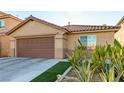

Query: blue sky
left=5, top=11, right=124, bottom=26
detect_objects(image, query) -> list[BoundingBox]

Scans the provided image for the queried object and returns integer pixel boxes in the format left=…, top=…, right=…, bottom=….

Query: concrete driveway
left=0, top=57, right=60, bottom=82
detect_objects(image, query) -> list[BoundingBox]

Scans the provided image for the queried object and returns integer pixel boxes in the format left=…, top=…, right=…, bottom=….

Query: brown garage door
left=17, top=37, right=54, bottom=58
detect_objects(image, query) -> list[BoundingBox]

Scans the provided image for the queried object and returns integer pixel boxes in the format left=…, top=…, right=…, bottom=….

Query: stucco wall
left=67, top=31, right=115, bottom=51
left=0, top=36, right=14, bottom=57
left=10, top=20, right=65, bottom=37
left=115, top=23, right=124, bottom=46
left=0, top=17, right=21, bottom=57
left=54, top=34, right=67, bottom=58
left=6, top=18, right=21, bottom=30
left=0, top=17, right=21, bottom=34
left=55, top=34, right=64, bottom=59
left=63, top=34, right=68, bottom=57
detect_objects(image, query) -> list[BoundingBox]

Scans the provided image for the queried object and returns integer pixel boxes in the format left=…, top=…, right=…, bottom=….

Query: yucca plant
left=91, top=45, right=114, bottom=82
left=98, top=61, right=115, bottom=82
left=68, top=39, right=124, bottom=82
left=113, top=40, right=124, bottom=81
left=68, top=40, right=98, bottom=82
left=92, top=39, right=124, bottom=82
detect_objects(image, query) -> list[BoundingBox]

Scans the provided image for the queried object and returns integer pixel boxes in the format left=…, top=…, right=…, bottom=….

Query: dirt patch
left=60, top=69, right=101, bottom=82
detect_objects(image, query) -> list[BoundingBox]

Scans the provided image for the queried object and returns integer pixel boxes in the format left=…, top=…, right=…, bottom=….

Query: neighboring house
left=0, top=12, right=22, bottom=57
left=115, top=16, right=124, bottom=46
left=6, top=15, right=121, bottom=59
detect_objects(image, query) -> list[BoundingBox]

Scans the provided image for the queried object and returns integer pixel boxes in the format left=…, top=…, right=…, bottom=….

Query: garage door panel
left=17, top=37, right=54, bottom=58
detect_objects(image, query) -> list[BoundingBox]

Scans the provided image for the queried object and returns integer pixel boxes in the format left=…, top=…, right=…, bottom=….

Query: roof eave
left=69, top=29, right=120, bottom=34
left=6, top=18, right=32, bottom=35
left=0, top=14, right=23, bottom=22
left=29, top=16, right=68, bottom=33
left=116, top=16, right=124, bottom=26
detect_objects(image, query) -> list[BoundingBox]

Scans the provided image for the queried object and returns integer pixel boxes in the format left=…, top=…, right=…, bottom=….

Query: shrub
left=68, top=39, right=124, bottom=82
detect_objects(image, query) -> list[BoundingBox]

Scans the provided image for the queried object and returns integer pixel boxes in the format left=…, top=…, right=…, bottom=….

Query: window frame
left=80, top=35, right=96, bottom=49
left=0, top=20, right=5, bottom=28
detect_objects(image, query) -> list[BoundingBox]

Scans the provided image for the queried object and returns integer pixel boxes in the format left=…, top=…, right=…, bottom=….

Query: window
left=0, top=20, right=5, bottom=28
left=80, top=36, right=87, bottom=45
left=87, top=35, right=96, bottom=45
left=80, top=35, right=96, bottom=49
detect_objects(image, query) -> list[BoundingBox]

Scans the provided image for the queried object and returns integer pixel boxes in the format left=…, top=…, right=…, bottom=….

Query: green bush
left=68, top=39, right=124, bottom=82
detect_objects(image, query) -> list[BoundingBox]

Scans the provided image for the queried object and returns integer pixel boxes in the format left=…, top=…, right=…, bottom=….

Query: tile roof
left=6, top=15, right=121, bottom=35
left=63, top=25, right=121, bottom=32
left=0, top=11, right=23, bottom=35
left=0, top=14, right=22, bottom=22
left=116, top=16, right=124, bottom=25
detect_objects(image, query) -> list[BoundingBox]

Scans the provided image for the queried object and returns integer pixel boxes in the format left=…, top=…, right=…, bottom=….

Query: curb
left=55, top=66, right=72, bottom=82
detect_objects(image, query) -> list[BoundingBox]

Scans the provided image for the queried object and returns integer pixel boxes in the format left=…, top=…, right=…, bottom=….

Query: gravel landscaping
left=61, top=69, right=80, bottom=82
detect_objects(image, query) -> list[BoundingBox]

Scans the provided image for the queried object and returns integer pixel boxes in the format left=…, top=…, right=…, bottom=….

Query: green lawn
left=31, top=62, right=71, bottom=82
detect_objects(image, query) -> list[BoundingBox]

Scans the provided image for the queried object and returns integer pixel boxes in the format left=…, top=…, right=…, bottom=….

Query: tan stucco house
left=0, top=12, right=22, bottom=57
left=5, top=15, right=121, bottom=59
left=115, top=16, right=124, bottom=46
left=1, top=11, right=124, bottom=59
